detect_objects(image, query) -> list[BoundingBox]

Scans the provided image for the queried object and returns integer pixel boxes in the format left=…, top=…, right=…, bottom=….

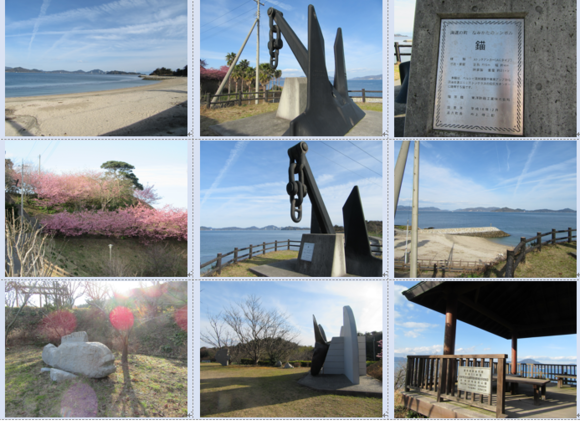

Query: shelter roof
left=403, top=281, right=576, bottom=339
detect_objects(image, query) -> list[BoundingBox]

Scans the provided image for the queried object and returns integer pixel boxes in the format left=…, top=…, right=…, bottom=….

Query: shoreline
left=5, top=78, right=188, bottom=137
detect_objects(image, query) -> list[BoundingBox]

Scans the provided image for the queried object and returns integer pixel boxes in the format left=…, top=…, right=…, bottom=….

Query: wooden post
left=287, top=239, right=290, bottom=249
left=275, top=240, right=278, bottom=251
left=537, top=232, right=542, bottom=251
left=496, top=357, right=506, bottom=417
left=238, top=90, right=242, bottom=106
left=216, top=253, right=222, bottom=275
left=437, top=358, right=446, bottom=402
left=234, top=247, right=239, bottom=263
left=362, top=88, right=366, bottom=103
left=249, top=245, right=253, bottom=259
left=206, top=93, right=211, bottom=108
left=395, top=42, right=401, bottom=63
left=444, top=293, right=457, bottom=354
left=568, top=227, right=572, bottom=243
left=505, top=250, right=514, bottom=277
left=263, top=242, right=266, bottom=255
left=520, top=237, right=526, bottom=263
left=552, top=228, right=556, bottom=244
left=405, top=356, right=412, bottom=391
left=511, top=334, right=517, bottom=376
left=264, top=89, right=268, bottom=102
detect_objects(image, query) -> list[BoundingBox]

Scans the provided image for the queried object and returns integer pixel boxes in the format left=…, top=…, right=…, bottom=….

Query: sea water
left=200, top=229, right=310, bottom=273
left=394, top=211, right=577, bottom=247
left=393, top=35, right=412, bottom=64
left=267, top=78, right=383, bottom=98
left=6, top=73, right=160, bottom=98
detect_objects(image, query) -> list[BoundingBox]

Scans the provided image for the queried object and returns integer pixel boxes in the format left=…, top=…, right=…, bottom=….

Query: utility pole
left=410, top=141, right=420, bottom=278
left=254, top=0, right=264, bottom=105
left=21, top=160, right=24, bottom=219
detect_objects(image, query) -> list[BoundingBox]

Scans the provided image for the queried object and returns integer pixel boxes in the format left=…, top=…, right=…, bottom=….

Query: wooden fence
left=508, top=363, right=577, bottom=384
left=202, top=90, right=282, bottom=108
left=394, top=259, right=490, bottom=277
left=505, top=228, right=576, bottom=277
left=201, top=239, right=301, bottom=276
left=347, top=89, right=382, bottom=102
left=394, top=42, right=412, bottom=63
left=405, top=354, right=507, bottom=418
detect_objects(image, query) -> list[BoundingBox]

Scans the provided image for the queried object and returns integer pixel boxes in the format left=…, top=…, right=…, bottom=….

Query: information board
left=433, top=19, right=524, bottom=135
left=300, top=242, right=315, bottom=262
left=457, top=366, right=492, bottom=394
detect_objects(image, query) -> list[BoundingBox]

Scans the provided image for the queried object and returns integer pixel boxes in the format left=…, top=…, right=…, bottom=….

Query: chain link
left=287, top=158, right=307, bottom=223
left=268, top=13, right=282, bottom=70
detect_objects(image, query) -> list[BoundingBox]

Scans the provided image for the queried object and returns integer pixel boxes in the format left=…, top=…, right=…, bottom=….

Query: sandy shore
left=394, top=231, right=513, bottom=263
left=5, top=78, right=188, bottom=137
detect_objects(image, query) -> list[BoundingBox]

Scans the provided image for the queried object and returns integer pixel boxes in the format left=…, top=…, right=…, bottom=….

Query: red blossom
left=174, top=306, right=187, bottom=331
left=109, top=306, right=134, bottom=331
left=40, top=310, right=77, bottom=344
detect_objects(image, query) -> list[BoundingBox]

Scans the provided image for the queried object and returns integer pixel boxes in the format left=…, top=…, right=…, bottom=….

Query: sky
left=200, top=140, right=382, bottom=228
left=5, top=140, right=188, bottom=209
left=394, top=140, right=577, bottom=211
left=394, top=281, right=577, bottom=365
left=200, top=281, right=383, bottom=347
left=393, top=0, right=416, bottom=36
left=5, top=0, right=187, bottom=73
left=200, top=0, right=382, bottom=79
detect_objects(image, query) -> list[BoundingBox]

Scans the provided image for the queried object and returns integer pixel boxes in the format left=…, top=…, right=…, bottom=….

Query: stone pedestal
left=295, top=233, right=346, bottom=277
left=276, top=77, right=307, bottom=121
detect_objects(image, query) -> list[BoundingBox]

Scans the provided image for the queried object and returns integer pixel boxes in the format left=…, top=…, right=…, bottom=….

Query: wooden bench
left=506, top=375, right=550, bottom=405
left=555, top=374, right=577, bottom=388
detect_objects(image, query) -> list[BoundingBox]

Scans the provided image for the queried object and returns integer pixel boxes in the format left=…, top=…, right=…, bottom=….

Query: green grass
left=357, top=102, right=383, bottom=112
left=205, top=250, right=299, bottom=277
left=200, top=363, right=381, bottom=417
left=6, top=346, right=187, bottom=418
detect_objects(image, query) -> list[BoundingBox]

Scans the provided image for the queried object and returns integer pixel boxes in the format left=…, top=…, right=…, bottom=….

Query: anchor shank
left=268, top=8, right=309, bottom=76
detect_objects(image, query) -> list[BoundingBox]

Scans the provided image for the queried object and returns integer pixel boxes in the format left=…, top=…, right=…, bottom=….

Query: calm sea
left=200, top=229, right=310, bottom=272
left=394, top=211, right=577, bottom=247
left=267, top=78, right=383, bottom=98
left=6, top=73, right=160, bottom=98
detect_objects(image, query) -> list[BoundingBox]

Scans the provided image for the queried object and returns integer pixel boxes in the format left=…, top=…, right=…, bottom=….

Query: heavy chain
left=287, top=158, right=307, bottom=223
left=268, top=12, right=282, bottom=70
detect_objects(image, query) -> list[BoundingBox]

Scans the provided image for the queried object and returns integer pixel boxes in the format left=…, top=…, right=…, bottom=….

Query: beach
left=394, top=231, right=513, bottom=263
left=5, top=77, right=188, bottom=137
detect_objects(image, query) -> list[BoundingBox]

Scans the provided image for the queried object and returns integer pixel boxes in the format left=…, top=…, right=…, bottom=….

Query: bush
left=240, top=358, right=254, bottom=365
left=257, top=360, right=270, bottom=366
left=367, top=360, right=378, bottom=366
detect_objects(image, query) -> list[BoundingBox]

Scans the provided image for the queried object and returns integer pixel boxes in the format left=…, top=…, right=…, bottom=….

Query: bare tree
left=5, top=282, right=40, bottom=344
left=201, top=312, right=234, bottom=349
left=84, top=282, right=112, bottom=310
left=5, top=214, right=52, bottom=277
left=222, top=295, right=297, bottom=364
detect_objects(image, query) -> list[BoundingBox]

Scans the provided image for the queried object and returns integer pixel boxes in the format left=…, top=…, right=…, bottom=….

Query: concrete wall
left=276, top=78, right=307, bottom=120
left=343, top=306, right=360, bottom=384
left=404, top=0, right=576, bottom=137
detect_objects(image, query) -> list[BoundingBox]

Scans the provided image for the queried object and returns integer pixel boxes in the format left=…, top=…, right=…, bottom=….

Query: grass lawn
left=200, top=101, right=382, bottom=136
left=5, top=346, right=187, bottom=418
left=200, top=363, right=382, bottom=418
left=478, top=242, right=576, bottom=278
left=47, top=236, right=187, bottom=277
left=204, top=250, right=298, bottom=277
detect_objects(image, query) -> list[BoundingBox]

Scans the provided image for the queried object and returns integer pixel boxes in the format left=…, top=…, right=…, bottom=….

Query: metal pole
left=21, top=160, right=24, bottom=219
left=254, top=0, right=264, bottom=105
left=404, top=219, right=409, bottom=264
left=212, top=19, right=258, bottom=104
left=410, top=141, right=419, bottom=278
left=394, top=140, right=411, bottom=216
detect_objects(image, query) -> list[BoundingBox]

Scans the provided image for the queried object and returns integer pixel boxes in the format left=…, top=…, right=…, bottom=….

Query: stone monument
left=403, top=0, right=576, bottom=137
left=276, top=78, right=307, bottom=121
left=42, top=331, right=116, bottom=379
left=311, top=306, right=366, bottom=385
left=215, top=348, right=230, bottom=366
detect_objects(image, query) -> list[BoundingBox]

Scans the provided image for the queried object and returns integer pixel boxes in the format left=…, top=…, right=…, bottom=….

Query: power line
left=201, top=0, right=255, bottom=28
left=40, top=141, right=54, bottom=157
left=317, top=141, right=382, bottom=177
left=24, top=141, right=38, bottom=162
left=43, top=141, right=60, bottom=166
left=201, top=6, right=257, bottom=41
left=309, top=149, right=382, bottom=189
left=348, top=141, right=382, bottom=164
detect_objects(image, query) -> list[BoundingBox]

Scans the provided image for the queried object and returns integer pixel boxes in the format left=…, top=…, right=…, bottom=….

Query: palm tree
left=225, top=52, right=236, bottom=95
left=275, top=69, right=282, bottom=89
left=231, top=64, right=243, bottom=93
left=259, top=63, right=273, bottom=93
left=244, top=67, right=255, bottom=97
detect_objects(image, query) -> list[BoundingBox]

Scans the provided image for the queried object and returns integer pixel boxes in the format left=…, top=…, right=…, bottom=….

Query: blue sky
left=393, top=0, right=416, bottom=36
left=394, top=140, right=577, bottom=211
left=5, top=140, right=188, bottom=209
left=394, top=281, right=577, bottom=364
left=200, top=140, right=382, bottom=228
left=200, top=281, right=383, bottom=346
left=200, top=0, right=382, bottom=79
left=6, top=0, right=187, bottom=73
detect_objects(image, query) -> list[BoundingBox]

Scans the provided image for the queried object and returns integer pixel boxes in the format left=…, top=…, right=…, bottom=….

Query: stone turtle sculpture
left=42, top=331, right=116, bottom=379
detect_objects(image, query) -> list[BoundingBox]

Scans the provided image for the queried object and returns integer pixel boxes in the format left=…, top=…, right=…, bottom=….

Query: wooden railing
left=347, top=89, right=382, bottom=102
left=201, top=239, right=301, bottom=276
left=394, top=42, right=412, bottom=63
left=202, top=90, right=282, bottom=108
left=405, top=354, right=507, bottom=418
left=508, top=363, right=577, bottom=383
left=395, top=259, right=491, bottom=277
left=505, top=228, right=576, bottom=277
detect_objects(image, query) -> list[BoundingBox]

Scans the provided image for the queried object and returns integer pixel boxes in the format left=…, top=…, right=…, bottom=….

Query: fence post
left=537, top=232, right=542, bottom=251
left=216, top=253, right=222, bottom=275
left=249, top=245, right=253, bottom=259
left=395, top=42, right=401, bottom=63
left=496, top=357, right=506, bottom=417
left=520, top=237, right=526, bottom=264
left=238, top=90, right=242, bottom=106
left=362, top=88, right=366, bottom=103
left=568, top=227, right=572, bottom=243
left=263, top=242, right=266, bottom=255
left=275, top=240, right=278, bottom=252
left=234, top=247, right=238, bottom=263
left=505, top=250, right=515, bottom=277
left=552, top=228, right=556, bottom=245
left=206, top=93, right=211, bottom=108
left=264, top=89, right=268, bottom=103
left=288, top=239, right=290, bottom=250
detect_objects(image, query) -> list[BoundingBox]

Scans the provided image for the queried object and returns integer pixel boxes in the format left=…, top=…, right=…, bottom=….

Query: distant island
left=201, top=225, right=309, bottom=231
left=398, top=205, right=576, bottom=213
left=394, top=34, right=409, bottom=37
left=6, top=66, right=140, bottom=75
left=351, top=74, right=382, bottom=80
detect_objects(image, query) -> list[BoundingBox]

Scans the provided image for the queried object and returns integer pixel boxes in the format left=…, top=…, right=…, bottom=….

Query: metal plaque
left=458, top=366, right=492, bottom=394
left=301, top=242, right=315, bottom=262
left=433, top=19, right=524, bottom=135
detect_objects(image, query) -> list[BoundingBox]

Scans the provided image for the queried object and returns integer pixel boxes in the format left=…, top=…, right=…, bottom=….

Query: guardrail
left=505, top=228, right=576, bottom=277
left=508, top=363, right=577, bottom=383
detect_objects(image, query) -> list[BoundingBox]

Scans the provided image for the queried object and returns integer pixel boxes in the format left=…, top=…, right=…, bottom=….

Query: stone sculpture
left=216, top=348, right=230, bottom=366
left=42, top=331, right=116, bottom=379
